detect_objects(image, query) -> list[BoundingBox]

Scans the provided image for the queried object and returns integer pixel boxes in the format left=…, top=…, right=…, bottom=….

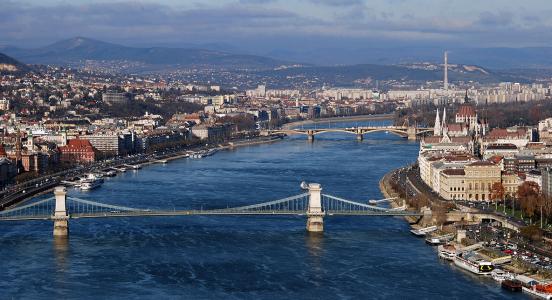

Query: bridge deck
left=0, top=209, right=422, bottom=221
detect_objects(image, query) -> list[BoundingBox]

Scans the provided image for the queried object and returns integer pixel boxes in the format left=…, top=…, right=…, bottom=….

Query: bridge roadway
left=0, top=209, right=423, bottom=221
left=0, top=184, right=424, bottom=235
left=265, top=125, right=433, bottom=141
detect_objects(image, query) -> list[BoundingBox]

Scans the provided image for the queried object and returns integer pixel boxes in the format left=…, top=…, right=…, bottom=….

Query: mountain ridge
left=0, top=37, right=297, bottom=70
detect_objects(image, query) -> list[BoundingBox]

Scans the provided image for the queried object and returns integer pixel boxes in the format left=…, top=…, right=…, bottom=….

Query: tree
left=517, top=181, right=540, bottom=222
left=520, top=225, right=543, bottom=242
left=490, top=182, right=505, bottom=211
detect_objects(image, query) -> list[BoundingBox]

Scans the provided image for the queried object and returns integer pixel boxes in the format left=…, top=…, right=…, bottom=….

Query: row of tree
left=491, top=181, right=552, bottom=228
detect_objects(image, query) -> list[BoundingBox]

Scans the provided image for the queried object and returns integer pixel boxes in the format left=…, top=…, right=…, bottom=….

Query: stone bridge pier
left=53, top=186, right=69, bottom=237
left=355, top=128, right=364, bottom=141
left=307, top=130, right=315, bottom=142
left=306, top=183, right=324, bottom=232
left=407, top=126, right=417, bottom=140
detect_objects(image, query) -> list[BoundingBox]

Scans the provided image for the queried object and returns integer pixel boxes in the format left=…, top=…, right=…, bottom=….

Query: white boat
left=523, top=286, right=552, bottom=299
left=491, top=269, right=514, bottom=283
left=426, top=233, right=454, bottom=246
left=410, top=225, right=438, bottom=236
left=437, top=244, right=457, bottom=261
left=80, top=179, right=102, bottom=190
left=80, top=173, right=104, bottom=183
left=453, top=251, right=494, bottom=275
left=105, top=170, right=117, bottom=177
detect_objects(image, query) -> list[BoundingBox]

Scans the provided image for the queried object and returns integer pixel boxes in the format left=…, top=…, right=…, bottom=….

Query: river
left=0, top=121, right=525, bottom=299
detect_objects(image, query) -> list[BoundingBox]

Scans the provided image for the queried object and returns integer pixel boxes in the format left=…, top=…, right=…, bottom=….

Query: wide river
left=0, top=121, right=526, bottom=299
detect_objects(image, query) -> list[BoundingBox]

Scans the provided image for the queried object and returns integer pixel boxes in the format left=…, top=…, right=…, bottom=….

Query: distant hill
left=255, top=62, right=516, bottom=87
left=0, top=52, right=29, bottom=74
left=0, top=37, right=297, bottom=71
left=264, top=47, right=552, bottom=69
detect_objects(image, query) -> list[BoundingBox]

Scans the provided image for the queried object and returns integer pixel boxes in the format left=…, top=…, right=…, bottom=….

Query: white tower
left=444, top=51, right=449, bottom=91
left=442, top=108, right=447, bottom=135
left=434, top=109, right=441, bottom=136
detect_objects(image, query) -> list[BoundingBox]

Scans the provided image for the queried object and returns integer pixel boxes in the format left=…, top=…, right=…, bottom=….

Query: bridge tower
left=53, top=186, right=69, bottom=237
left=407, top=126, right=417, bottom=140
left=355, top=128, right=364, bottom=141
left=306, top=183, right=324, bottom=232
left=307, top=130, right=315, bottom=142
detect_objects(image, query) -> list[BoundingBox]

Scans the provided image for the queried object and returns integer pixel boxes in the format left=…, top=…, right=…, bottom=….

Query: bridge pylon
left=307, top=130, right=315, bottom=142
left=407, top=126, right=417, bottom=140
left=306, top=183, right=324, bottom=232
left=53, top=186, right=69, bottom=237
left=355, top=128, right=363, bottom=141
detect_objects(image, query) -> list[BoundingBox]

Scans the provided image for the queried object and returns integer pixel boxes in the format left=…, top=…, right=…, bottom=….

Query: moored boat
left=491, top=269, right=514, bottom=283
left=437, top=244, right=456, bottom=261
left=80, top=179, right=102, bottom=190
left=453, top=251, right=494, bottom=275
left=501, top=279, right=523, bottom=292
left=410, top=225, right=438, bottom=236
left=523, top=285, right=552, bottom=299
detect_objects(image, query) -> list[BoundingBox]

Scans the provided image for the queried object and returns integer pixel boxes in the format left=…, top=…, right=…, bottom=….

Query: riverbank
left=7, top=134, right=287, bottom=207
left=282, top=113, right=394, bottom=129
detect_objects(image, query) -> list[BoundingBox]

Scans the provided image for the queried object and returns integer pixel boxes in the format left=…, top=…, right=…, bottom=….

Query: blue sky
left=1, top=0, right=551, bottom=51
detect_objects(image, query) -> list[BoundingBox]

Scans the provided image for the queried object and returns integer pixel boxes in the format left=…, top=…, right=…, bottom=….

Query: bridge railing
left=0, top=197, right=55, bottom=220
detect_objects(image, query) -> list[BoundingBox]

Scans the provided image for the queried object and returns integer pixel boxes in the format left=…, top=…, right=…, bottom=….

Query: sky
left=1, top=0, right=552, bottom=53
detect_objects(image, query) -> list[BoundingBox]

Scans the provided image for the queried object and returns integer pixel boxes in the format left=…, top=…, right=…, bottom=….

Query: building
left=83, top=133, right=134, bottom=157
left=102, top=92, right=133, bottom=105
left=439, top=169, right=465, bottom=201
left=516, top=155, right=536, bottom=173
left=135, top=129, right=190, bottom=153
left=192, top=124, right=236, bottom=142
left=502, top=171, right=522, bottom=197
left=464, top=161, right=501, bottom=201
left=483, top=143, right=518, bottom=159
left=58, top=139, right=96, bottom=163
left=543, top=168, right=552, bottom=197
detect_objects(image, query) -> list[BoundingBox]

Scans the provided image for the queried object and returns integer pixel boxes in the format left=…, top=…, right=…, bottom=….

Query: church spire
left=434, top=108, right=441, bottom=136
left=464, top=90, right=469, bottom=104
left=442, top=108, right=447, bottom=127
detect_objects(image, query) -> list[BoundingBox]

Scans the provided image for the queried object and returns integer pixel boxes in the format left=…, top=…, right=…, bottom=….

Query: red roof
left=456, top=104, right=476, bottom=117
left=488, top=155, right=504, bottom=164
left=59, top=138, right=95, bottom=151
left=0, top=144, right=6, bottom=157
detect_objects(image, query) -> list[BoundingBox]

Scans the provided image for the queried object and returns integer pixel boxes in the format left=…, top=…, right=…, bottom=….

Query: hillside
left=0, top=52, right=29, bottom=74
left=1, top=37, right=296, bottom=71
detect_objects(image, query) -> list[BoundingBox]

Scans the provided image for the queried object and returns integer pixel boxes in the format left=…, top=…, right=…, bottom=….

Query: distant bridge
left=0, top=184, right=422, bottom=236
left=264, top=126, right=433, bottom=141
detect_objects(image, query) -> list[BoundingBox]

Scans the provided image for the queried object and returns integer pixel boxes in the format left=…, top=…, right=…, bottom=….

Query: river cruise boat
left=501, top=279, right=523, bottom=292
left=453, top=251, right=494, bottom=275
left=437, top=244, right=457, bottom=261
left=80, top=173, right=104, bottom=183
left=80, top=179, right=102, bottom=190
left=410, top=225, right=438, bottom=236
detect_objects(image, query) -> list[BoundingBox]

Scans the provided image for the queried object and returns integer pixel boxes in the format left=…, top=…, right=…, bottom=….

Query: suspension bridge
left=0, top=184, right=424, bottom=236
